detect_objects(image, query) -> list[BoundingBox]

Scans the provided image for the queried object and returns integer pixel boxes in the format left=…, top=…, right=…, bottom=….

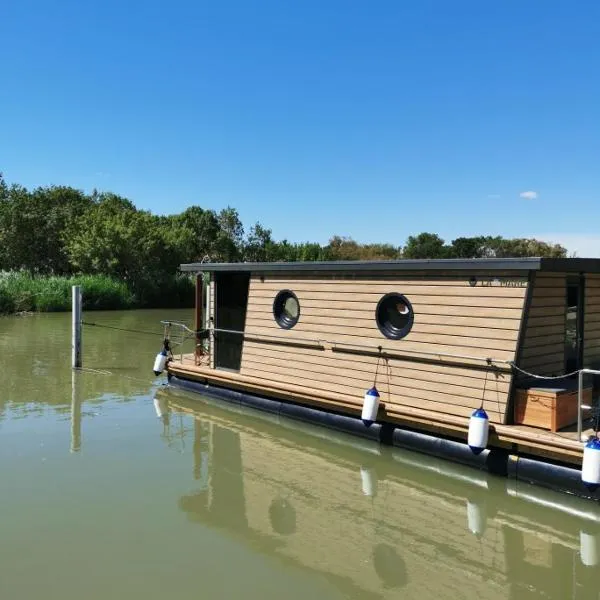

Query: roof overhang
left=179, top=257, right=600, bottom=274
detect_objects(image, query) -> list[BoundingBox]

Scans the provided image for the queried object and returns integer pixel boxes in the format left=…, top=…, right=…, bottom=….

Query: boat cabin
left=166, top=258, right=600, bottom=468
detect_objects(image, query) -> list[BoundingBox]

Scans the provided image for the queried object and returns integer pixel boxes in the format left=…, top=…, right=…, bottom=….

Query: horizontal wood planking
left=520, top=334, right=566, bottom=358
left=242, top=348, right=509, bottom=397
left=585, top=274, right=600, bottom=368
left=240, top=357, right=507, bottom=410
left=247, top=312, right=521, bottom=333
left=520, top=350, right=566, bottom=367
left=518, top=273, right=565, bottom=377
left=525, top=324, right=565, bottom=338
left=245, top=318, right=520, bottom=347
left=237, top=271, right=526, bottom=423
left=244, top=323, right=518, bottom=359
left=175, top=360, right=504, bottom=421
left=242, top=343, right=511, bottom=391
left=525, top=314, right=566, bottom=327
left=249, top=298, right=523, bottom=320
left=528, top=296, right=566, bottom=309
left=255, top=280, right=529, bottom=298
left=251, top=289, right=526, bottom=308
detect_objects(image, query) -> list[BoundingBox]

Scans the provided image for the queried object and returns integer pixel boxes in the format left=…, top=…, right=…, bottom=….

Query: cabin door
left=565, top=275, right=585, bottom=373
left=214, top=272, right=250, bottom=371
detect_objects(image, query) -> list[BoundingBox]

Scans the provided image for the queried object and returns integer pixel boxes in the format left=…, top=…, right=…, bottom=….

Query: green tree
left=244, top=223, right=275, bottom=262
left=176, top=206, right=221, bottom=262
left=32, top=185, right=92, bottom=273
left=494, top=237, right=567, bottom=258
left=213, top=207, right=244, bottom=261
left=402, top=233, right=448, bottom=259
left=0, top=183, right=38, bottom=272
left=327, top=236, right=363, bottom=260
left=448, top=236, right=486, bottom=258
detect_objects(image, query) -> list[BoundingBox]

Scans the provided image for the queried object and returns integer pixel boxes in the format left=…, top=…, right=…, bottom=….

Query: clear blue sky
left=1, top=0, right=599, bottom=254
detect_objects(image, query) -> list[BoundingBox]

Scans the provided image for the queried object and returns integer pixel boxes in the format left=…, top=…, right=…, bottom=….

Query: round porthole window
left=273, top=290, right=300, bottom=329
left=376, top=293, right=414, bottom=340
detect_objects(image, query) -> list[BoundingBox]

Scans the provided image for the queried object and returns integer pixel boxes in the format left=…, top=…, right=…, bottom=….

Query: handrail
left=578, top=369, right=600, bottom=440
left=201, top=326, right=511, bottom=367
left=160, top=320, right=195, bottom=335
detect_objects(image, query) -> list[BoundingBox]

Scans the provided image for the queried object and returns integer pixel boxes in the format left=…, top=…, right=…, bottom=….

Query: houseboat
left=163, top=257, right=600, bottom=499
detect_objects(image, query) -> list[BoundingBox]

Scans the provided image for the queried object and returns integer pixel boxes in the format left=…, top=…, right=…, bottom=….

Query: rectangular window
left=565, top=276, right=584, bottom=373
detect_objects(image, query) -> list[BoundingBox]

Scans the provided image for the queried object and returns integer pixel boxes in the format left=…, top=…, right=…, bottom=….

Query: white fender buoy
left=582, top=437, right=600, bottom=486
left=153, top=349, right=168, bottom=375
left=468, top=408, right=489, bottom=454
left=466, top=499, right=486, bottom=537
left=580, top=530, right=599, bottom=567
left=362, top=386, right=380, bottom=426
left=360, top=466, right=377, bottom=497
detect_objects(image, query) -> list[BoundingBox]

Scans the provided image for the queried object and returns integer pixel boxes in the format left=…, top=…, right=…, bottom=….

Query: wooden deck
left=168, top=354, right=593, bottom=466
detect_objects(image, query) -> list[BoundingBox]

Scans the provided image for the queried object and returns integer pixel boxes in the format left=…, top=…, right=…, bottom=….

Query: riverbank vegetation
left=0, top=173, right=568, bottom=313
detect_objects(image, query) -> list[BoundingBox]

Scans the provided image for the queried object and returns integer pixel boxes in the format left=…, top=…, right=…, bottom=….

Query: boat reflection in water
left=155, top=388, right=600, bottom=600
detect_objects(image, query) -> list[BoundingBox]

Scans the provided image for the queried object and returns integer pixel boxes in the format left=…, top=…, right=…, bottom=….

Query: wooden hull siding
left=517, top=273, right=566, bottom=378
left=239, top=271, right=528, bottom=425
left=517, top=272, right=600, bottom=376
left=585, top=274, right=600, bottom=369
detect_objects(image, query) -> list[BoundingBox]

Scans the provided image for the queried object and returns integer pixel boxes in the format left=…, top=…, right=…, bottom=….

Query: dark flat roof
left=180, top=257, right=600, bottom=274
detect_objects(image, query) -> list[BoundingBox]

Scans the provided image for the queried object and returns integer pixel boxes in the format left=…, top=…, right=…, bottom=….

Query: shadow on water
left=157, top=386, right=600, bottom=600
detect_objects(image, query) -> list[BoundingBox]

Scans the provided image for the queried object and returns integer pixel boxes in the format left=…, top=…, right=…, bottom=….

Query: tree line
left=0, top=173, right=568, bottom=304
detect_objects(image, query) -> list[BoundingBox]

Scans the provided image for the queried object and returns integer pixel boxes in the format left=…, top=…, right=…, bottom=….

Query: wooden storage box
left=514, top=385, right=592, bottom=432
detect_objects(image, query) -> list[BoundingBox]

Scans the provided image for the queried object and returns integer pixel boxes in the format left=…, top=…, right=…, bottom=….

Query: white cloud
left=520, top=190, right=538, bottom=200
left=533, top=234, right=600, bottom=258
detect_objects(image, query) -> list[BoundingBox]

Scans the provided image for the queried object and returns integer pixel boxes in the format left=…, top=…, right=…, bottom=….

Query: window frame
left=273, top=289, right=300, bottom=329
left=375, top=293, right=414, bottom=340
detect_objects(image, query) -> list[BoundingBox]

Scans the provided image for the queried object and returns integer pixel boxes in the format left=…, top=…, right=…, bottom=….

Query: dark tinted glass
left=273, top=290, right=300, bottom=329
left=376, top=294, right=414, bottom=340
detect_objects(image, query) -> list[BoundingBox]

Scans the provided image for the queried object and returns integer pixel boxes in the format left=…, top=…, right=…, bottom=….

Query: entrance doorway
left=214, top=272, right=250, bottom=371
left=565, top=275, right=585, bottom=373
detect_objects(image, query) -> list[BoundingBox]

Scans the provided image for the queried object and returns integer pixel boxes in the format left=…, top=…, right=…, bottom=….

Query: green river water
left=1, top=310, right=600, bottom=599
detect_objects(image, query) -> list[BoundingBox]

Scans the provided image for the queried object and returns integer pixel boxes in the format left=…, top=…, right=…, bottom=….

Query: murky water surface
left=1, top=310, right=600, bottom=599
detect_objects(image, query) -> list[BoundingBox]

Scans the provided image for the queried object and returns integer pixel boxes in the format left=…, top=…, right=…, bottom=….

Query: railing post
left=72, top=285, right=82, bottom=369
left=578, top=369, right=584, bottom=441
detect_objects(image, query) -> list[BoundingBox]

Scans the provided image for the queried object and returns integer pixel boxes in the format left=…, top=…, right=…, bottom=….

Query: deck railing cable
left=184, top=325, right=512, bottom=367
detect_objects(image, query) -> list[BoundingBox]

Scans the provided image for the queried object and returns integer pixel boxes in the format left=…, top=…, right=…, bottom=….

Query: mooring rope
left=81, top=321, right=165, bottom=337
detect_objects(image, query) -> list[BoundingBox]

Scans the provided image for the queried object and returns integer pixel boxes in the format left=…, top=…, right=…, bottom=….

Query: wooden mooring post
left=71, top=370, right=82, bottom=453
left=72, top=285, right=82, bottom=368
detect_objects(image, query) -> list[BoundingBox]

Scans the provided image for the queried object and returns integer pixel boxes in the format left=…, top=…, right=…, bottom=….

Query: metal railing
left=578, top=369, right=600, bottom=440
left=165, top=324, right=512, bottom=368
left=160, top=321, right=197, bottom=362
